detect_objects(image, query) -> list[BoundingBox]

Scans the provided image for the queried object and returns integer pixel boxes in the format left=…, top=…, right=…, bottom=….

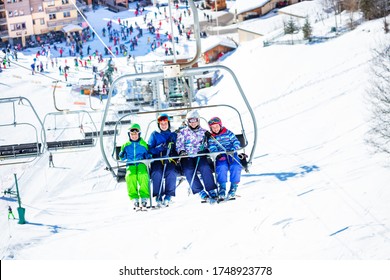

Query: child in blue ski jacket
left=119, top=123, right=150, bottom=208
left=148, top=113, right=178, bottom=206
left=176, top=110, right=218, bottom=202
left=207, top=117, right=242, bottom=200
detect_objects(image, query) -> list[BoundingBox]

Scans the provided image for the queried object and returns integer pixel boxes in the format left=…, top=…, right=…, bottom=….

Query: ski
left=150, top=204, right=169, bottom=210
left=133, top=203, right=148, bottom=212
left=201, top=198, right=218, bottom=204
left=211, top=196, right=237, bottom=203
left=219, top=197, right=236, bottom=203
left=134, top=206, right=148, bottom=212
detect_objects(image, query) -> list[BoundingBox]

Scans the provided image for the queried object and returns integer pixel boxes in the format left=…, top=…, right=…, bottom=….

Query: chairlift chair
left=0, top=97, right=46, bottom=166
left=99, top=0, right=258, bottom=180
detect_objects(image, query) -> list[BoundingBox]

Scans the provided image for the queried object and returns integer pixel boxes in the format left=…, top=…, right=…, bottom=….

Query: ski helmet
left=157, top=113, right=170, bottom=130
left=128, top=123, right=141, bottom=133
left=186, top=110, right=200, bottom=121
left=208, top=117, right=222, bottom=127
left=128, top=123, right=141, bottom=137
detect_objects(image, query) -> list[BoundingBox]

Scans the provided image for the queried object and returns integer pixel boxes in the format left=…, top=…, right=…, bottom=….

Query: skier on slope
left=118, top=123, right=150, bottom=209
left=148, top=113, right=179, bottom=207
left=176, top=110, right=218, bottom=203
left=206, top=117, right=242, bottom=200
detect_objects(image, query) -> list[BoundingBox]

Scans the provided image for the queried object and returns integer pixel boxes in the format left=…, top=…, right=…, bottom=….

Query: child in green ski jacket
left=119, top=123, right=150, bottom=208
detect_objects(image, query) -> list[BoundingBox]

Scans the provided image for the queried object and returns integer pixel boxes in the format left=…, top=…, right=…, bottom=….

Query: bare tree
left=343, top=0, right=360, bottom=29
left=366, top=42, right=390, bottom=155
left=321, top=0, right=343, bottom=32
left=360, top=0, right=390, bottom=20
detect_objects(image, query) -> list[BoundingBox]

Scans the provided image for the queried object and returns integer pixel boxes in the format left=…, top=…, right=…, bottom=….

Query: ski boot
left=207, top=189, right=219, bottom=204
left=155, top=196, right=163, bottom=208
left=163, top=195, right=172, bottom=207
left=226, top=183, right=238, bottom=200
left=218, top=183, right=226, bottom=202
left=133, top=199, right=140, bottom=210
left=141, top=198, right=148, bottom=210
left=199, top=190, right=210, bottom=203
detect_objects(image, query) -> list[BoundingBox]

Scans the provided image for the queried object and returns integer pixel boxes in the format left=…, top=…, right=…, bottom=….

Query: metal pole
left=14, top=173, right=26, bottom=224
left=216, top=0, right=219, bottom=36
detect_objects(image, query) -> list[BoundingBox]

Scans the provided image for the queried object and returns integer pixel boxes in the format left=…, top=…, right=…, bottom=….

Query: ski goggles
left=188, top=118, right=199, bottom=123
left=130, top=128, right=140, bottom=134
left=157, top=115, right=169, bottom=123
left=208, top=117, right=221, bottom=126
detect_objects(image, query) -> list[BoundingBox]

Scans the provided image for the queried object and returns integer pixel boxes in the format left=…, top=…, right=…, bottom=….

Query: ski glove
left=204, top=131, right=212, bottom=139
left=238, top=153, right=249, bottom=169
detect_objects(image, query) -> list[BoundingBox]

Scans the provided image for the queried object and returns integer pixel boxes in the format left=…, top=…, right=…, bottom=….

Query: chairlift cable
left=69, top=0, right=131, bottom=70
left=168, top=1, right=178, bottom=64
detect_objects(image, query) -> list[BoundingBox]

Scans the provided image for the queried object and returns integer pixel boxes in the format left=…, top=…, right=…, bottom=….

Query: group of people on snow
left=118, top=110, right=246, bottom=209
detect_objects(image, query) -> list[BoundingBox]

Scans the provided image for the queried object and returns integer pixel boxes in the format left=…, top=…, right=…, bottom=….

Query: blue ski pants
left=150, top=160, right=178, bottom=199
left=181, top=156, right=217, bottom=194
left=215, top=153, right=242, bottom=184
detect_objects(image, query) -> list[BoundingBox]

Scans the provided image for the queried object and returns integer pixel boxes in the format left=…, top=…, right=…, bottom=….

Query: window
left=38, top=6, right=43, bottom=12
left=62, top=0, right=69, bottom=4
left=63, top=11, right=70, bottom=18
left=10, top=23, right=24, bottom=30
left=40, top=18, right=45, bottom=25
left=49, top=13, right=56, bottom=20
left=33, top=19, right=35, bottom=25
left=48, top=1, right=55, bottom=6
left=14, top=10, right=18, bottom=16
left=8, top=11, right=13, bottom=17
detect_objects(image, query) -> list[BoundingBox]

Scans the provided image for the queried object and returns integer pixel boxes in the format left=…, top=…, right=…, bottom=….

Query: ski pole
left=157, top=142, right=172, bottom=201
left=188, top=156, right=200, bottom=196
left=188, top=135, right=207, bottom=195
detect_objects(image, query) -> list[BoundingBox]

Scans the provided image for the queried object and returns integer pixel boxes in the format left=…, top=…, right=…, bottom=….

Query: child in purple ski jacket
left=176, top=110, right=218, bottom=202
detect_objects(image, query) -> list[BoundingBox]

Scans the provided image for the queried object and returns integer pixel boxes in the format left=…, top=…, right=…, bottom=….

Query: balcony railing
left=0, top=4, right=5, bottom=10
left=46, top=17, right=78, bottom=27
left=0, top=29, right=9, bottom=37
left=46, top=4, right=75, bottom=13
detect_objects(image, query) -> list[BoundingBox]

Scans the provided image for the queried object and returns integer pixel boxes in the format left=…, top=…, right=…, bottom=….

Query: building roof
left=237, top=14, right=290, bottom=36
left=62, top=24, right=83, bottom=33
left=201, top=36, right=237, bottom=52
left=229, top=0, right=271, bottom=15
left=278, top=0, right=325, bottom=18
left=237, top=0, right=327, bottom=36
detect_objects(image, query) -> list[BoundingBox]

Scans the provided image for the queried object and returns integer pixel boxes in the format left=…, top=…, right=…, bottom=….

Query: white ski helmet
left=186, top=110, right=200, bottom=120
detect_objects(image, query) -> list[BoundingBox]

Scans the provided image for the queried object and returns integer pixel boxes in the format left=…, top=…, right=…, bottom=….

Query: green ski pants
left=125, top=163, right=150, bottom=200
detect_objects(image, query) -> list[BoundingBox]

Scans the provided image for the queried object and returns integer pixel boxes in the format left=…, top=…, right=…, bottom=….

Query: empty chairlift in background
left=0, top=97, right=46, bottom=166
